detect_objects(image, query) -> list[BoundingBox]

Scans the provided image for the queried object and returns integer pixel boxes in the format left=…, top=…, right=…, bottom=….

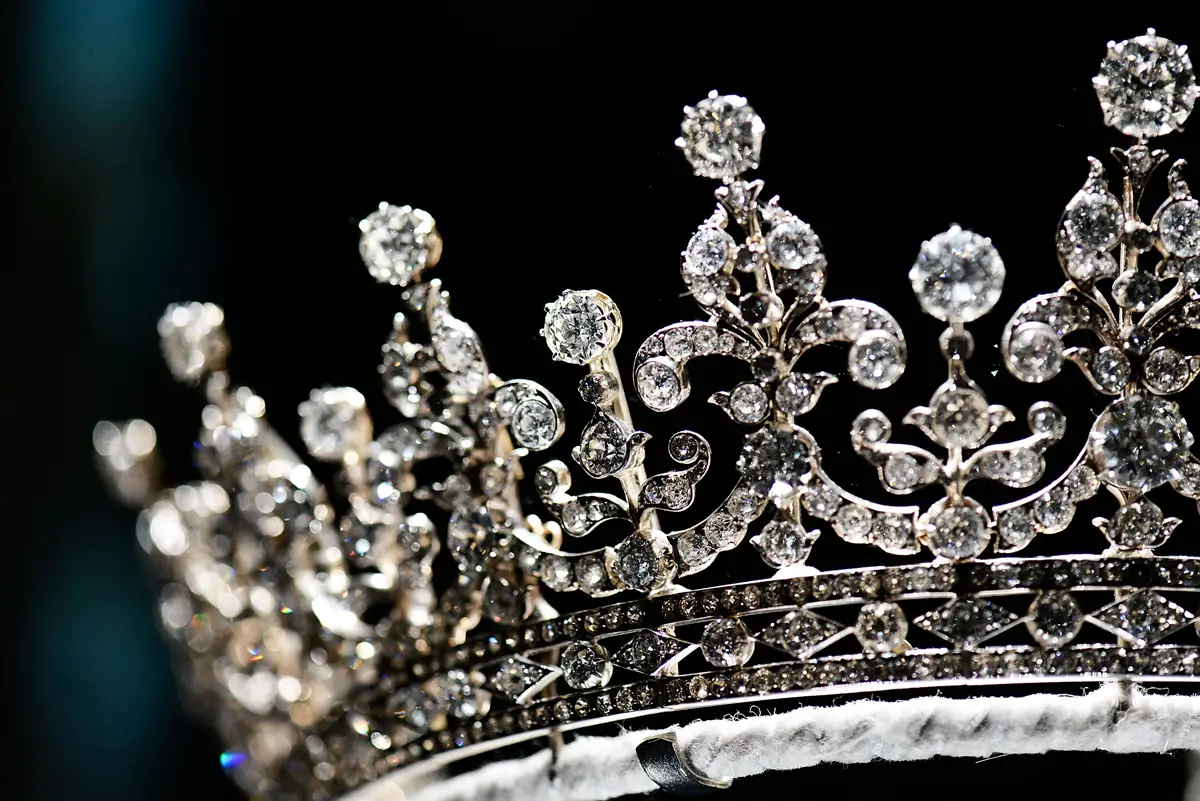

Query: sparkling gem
left=358, top=204, right=441, bottom=285
left=1094, top=31, right=1196, bottom=138
left=1030, top=404, right=1067, bottom=438
left=757, top=611, right=846, bottom=658
left=636, top=360, right=683, bottom=411
left=775, top=373, right=820, bottom=415
left=387, top=687, right=435, bottom=732
left=1027, top=592, right=1083, bottom=647
left=1064, top=249, right=1118, bottom=282
left=1112, top=269, right=1160, bottom=311
left=908, top=226, right=1005, bottom=322
left=1090, top=590, right=1194, bottom=646
left=158, top=302, right=228, bottom=383
left=873, top=514, right=918, bottom=554
left=883, top=453, right=920, bottom=491
left=574, top=554, right=610, bottom=593
left=512, top=400, right=559, bottom=451
left=754, top=519, right=817, bottom=567
left=848, top=331, right=905, bottom=388
left=611, top=630, right=695, bottom=675
left=853, top=411, right=889, bottom=444
left=766, top=217, right=822, bottom=271
left=1160, top=199, right=1200, bottom=257
left=613, top=534, right=673, bottom=592
left=677, top=530, right=716, bottom=566
left=801, top=482, right=841, bottom=520
left=996, top=506, right=1037, bottom=551
left=576, top=416, right=636, bottom=477
left=1091, top=347, right=1131, bottom=393
left=561, top=642, right=612, bottom=690
left=487, top=657, right=560, bottom=703
left=663, top=328, right=693, bottom=359
left=726, top=485, right=763, bottom=520
left=929, top=387, right=991, bottom=448
left=741, top=291, right=784, bottom=327
left=855, top=602, right=908, bottom=654
left=1033, top=486, right=1074, bottom=533
left=700, top=618, right=755, bottom=667
left=539, top=554, right=573, bottom=592
left=1106, top=499, right=1170, bottom=549
left=834, top=504, right=873, bottom=544
left=1090, top=394, right=1194, bottom=490
left=914, top=598, right=1020, bottom=648
left=1007, top=322, right=1063, bottom=382
left=1172, top=460, right=1200, bottom=496
left=542, top=291, right=619, bottom=365
left=484, top=578, right=526, bottom=626
left=1144, top=347, right=1192, bottom=393
left=729, top=382, right=769, bottom=424
left=684, top=226, right=734, bottom=277
left=432, top=670, right=483, bottom=720
left=925, top=504, right=990, bottom=560
left=737, top=426, right=809, bottom=489
left=678, top=92, right=764, bottom=180
left=1064, top=464, right=1100, bottom=500
left=1064, top=189, right=1124, bottom=251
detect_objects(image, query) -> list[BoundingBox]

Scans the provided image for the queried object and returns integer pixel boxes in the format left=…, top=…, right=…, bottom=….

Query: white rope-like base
left=347, top=684, right=1200, bottom=801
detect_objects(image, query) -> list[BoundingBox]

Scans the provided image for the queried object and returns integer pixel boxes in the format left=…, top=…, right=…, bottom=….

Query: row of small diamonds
left=380, top=644, right=1200, bottom=770
left=423, top=557, right=1200, bottom=672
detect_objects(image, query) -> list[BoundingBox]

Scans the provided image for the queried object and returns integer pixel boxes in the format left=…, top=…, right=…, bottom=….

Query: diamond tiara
left=95, top=28, right=1200, bottom=801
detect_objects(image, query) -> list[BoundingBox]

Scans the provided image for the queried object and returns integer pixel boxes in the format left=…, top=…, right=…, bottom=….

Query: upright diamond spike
left=914, top=598, right=1020, bottom=648
left=485, top=656, right=562, bottom=704
left=756, top=610, right=850, bottom=659
left=610, top=630, right=697, bottom=676
left=1087, top=590, right=1195, bottom=647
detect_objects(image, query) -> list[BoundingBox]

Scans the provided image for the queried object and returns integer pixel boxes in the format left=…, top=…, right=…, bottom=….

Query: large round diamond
left=909, top=226, right=1005, bottom=322
left=1089, top=394, right=1194, bottom=491
left=358, top=204, right=441, bottom=285
left=677, top=92, right=764, bottom=180
left=542, top=290, right=620, bottom=365
left=1094, top=30, right=1197, bottom=139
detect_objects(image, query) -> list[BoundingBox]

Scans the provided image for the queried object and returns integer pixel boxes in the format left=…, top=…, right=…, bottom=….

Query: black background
left=8, top=4, right=1200, bottom=800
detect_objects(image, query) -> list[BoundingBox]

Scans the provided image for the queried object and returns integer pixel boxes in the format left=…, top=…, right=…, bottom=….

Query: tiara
left=96, top=29, right=1200, bottom=801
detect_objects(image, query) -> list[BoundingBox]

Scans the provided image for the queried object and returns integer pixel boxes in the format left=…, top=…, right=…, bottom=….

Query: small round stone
left=512, top=400, right=559, bottom=450
left=1032, top=487, right=1075, bottom=533
left=996, top=506, right=1037, bottom=551
left=908, top=226, right=1005, bottom=322
left=729, top=382, right=769, bottom=424
left=855, top=601, right=908, bottom=654
left=1064, top=191, right=1124, bottom=251
left=1007, top=322, right=1063, bottom=382
left=848, top=331, right=905, bottom=388
left=358, top=204, right=441, bottom=285
left=852, top=411, right=890, bottom=444
left=1094, top=30, right=1197, bottom=138
left=613, top=533, right=673, bottom=592
left=1030, top=403, right=1067, bottom=439
left=677, top=529, right=716, bottom=566
left=925, top=504, right=990, bottom=560
left=1064, top=464, right=1101, bottom=501
left=883, top=453, right=920, bottom=491
left=873, top=514, right=917, bottom=554
left=1092, top=347, right=1131, bottom=393
left=700, top=618, right=755, bottom=668
left=775, top=373, right=815, bottom=416
left=636, top=360, right=683, bottom=412
left=1027, top=591, right=1083, bottom=647
left=684, top=226, right=734, bottom=277
left=158, top=302, right=228, bottom=383
left=678, top=92, right=764, bottom=180
left=801, top=482, right=841, bottom=520
left=1160, top=199, right=1200, bottom=257
left=702, top=511, right=740, bottom=549
left=737, top=426, right=810, bottom=489
left=1090, top=394, right=1194, bottom=491
left=574, top=554, right=610, bottom=593
left=542, top=291, right=620, bottom=365
left=929, top=387, right=991, bottom=448
left=1106, top=499, right=1168, bottom=549
left=1144, top=347, right=1193, bottom=393
left=1064, top=249, right=1118, bottom=282
left=539, top=554, right=574, bottom=592
left=561, top=641, right=612, bottom=690
left=834, top=504, right=873, bottom=544
left=299, top=386, right=370, bottom=461
left=1112, top=269, right=1160, bottom=311
left=756, top=519, right=815, bottom=567
left=766, top=217, right=822, bottom=271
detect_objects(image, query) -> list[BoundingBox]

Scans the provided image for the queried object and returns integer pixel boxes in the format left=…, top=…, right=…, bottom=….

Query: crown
left=96, top=29, right=1200, bottom=801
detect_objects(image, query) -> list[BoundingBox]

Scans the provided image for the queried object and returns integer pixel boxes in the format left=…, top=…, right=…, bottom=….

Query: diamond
left=740, top=291, right=784, bottom=328
left=612, top=532, right=674, bottom=592
left=561, top=642, right=612, bottom=690
left=728, top=382, right=770, bottom=424
left=883, top=453, right=920, bottom=491
left=486, top=656, right=561, bottom=704
left=508, top=400, right=558, bottom=451
left=539, top=554, right=573, bottom=592
left=677, top=92, right=764, bottom=180
left=908, top=226, right=1005, bottom=323
left=611, top=630, right=696, bottom=675
left=1105, top=499, right=1172, bottom=549
left=1027, top=592, right=1083, bottom=647
left=1064, top=464, right=1100, bottom=500
left=702, top=511, right=741, bottom=549
left=855, top=601, right=908, bottom=654
left=381, top=340, right=433, bottom=417
left=775, top=372, right=826, bottom=416
left=1064, top=190, right=1124, bottom=251
left=929, top=387, right=991, bottom=448
left=663, top=328, right=694, bottom=359
left=1091, top=347, right=1131, bottom=393
left=801, top=482, right=841, bottom=520
left=834, top=504, right=873, bottom=544
left=1064, top=249, right=1118, bottom=282
left=1144, top=347, right=1192, bottom=393
left=1089, top=590, right=1194, bottom=646
left=924, top=504, right=990, bottom=560
left=158, top=302, right=228, bottom=383
left=1094, top=30, right=1197, bottom=138
left=484, top=577, right=527, bottom=625
left=684, top=226, right=734, bottom=277
left=542, top=290, right=620, bottom=365
left=1007, top=322, right=1063, bottom=382
left=431, top=670, right=484, bottom=720
left=754, top=519, right=818, bottom=567
left=726, top=485, right=763, bottom=520
left=996, top=506, right=1037, bottom=551
left=915, top=598, right=1020, bottom=648
left=677, top=529, right=716, bottom=567
left=757, top=611, right=847, bottom=659
left=1032, top=486, right=1074, bottom=533
left=873, top=513, right=918, bottom=554
left=576, top=415, right=636, bottom=477
left=636, top=359, right=683, bottom=412
left=1112, top=269, right=1160, bottom=311
left=737, top=426, right=810, bottom=489
left=700, top=618, right=755, bottom=667
left=1160, top=199, right=1200, bottom=257
left=766, top=216, right=822, bottom=271
left=358, top=204, right=441, bottom=286
left=574, top=554, right=610, bottom=593
left=1090, top=394, right=1194, bottom=491
left=848, top=331, right=905, bottom=389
